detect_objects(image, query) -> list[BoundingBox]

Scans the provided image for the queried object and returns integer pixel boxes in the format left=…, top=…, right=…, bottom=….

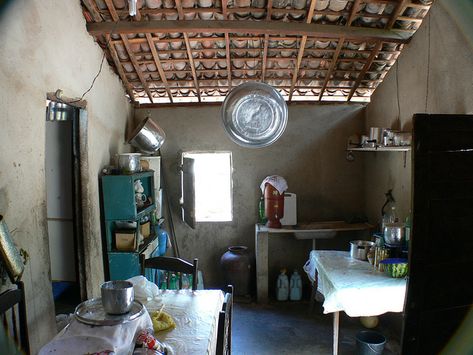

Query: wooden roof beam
left=104, top=0, right=154, bottom=102
left=222, top=0, right=232, bottom=91
left=82, top=0, right=103, bottom=22
left=106, top=35, right=136, bottom=102
left=87, top=20, right=412, bottom=43
left=318, top=36, right=345, bottom=101
left=288, top=0, right=317, bottom=102
left=175, top=0, right=201, bottom=102
left=347, top=0, right=362, bottom=26
left=387, top=0, right=409, bottom=29
left=261, top=0, right=273, bottom=83
left=145, top=33, right=173, bottom=103
left=347, top=41, right=383, bottom=101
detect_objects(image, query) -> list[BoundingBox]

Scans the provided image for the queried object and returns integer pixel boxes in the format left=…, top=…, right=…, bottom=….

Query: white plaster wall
left=364, top=1, right=473, bottom=225
left=135, top=104, right=367, bottom=293
left=0, top=0, right=132, bottom=351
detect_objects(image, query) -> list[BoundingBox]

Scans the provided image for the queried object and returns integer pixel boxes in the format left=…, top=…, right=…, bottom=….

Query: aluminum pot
left=101, top=280, right=134, bottom=314
left=128, top=117, right=166, bottom=154
left=118, top=153, right=142, bottom=174
left=350, top=240, right=374, bottom=261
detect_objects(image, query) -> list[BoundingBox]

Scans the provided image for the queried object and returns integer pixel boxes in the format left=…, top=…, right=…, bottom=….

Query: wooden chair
left=140, top=255, right=198, bottom=290
left=216, top=285, right=233, bottom=355
left=0, top=281, right=30, bottom=354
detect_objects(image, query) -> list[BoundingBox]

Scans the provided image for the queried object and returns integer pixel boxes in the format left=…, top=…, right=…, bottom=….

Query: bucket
left=356, top=330, right=386, bottom=355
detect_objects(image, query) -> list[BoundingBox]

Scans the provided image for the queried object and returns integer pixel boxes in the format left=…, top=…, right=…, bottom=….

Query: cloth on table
left=259, top=175, right=288, bottom=195
left=304, top=250, right=407, bottom=317
left=39, top=305, right=154, bottom=355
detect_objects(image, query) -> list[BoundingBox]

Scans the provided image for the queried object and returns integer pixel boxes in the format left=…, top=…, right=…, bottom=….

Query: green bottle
left=169, top=273, right=178, bottom=290
left=258, top=196, right=267, bottom=224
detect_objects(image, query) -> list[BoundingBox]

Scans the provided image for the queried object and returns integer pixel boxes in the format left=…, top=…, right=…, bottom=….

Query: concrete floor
left=232, top=301, right=401, bottom=355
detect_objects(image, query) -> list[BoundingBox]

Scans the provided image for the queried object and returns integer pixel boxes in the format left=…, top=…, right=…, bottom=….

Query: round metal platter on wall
left=221, top=82, right=288, bottom=148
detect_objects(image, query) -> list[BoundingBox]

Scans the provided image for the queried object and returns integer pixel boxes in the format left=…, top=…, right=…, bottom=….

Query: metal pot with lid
left=350, top=240, right=375, bottom=261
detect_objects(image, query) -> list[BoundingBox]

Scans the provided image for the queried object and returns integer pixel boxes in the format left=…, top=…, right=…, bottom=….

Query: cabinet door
left=402, top=114, right=473, bottom=354
left=108, top=252, right=140, bottom=280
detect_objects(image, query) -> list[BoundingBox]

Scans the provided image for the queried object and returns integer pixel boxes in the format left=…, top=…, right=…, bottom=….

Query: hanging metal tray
left=221, top=82, right=288, bottom=148
left=74, top=298, right=145, bottom=326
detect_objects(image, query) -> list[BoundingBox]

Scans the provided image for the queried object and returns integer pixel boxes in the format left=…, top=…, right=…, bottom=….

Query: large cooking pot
left=128, top=117, right=166, bottom=154
left=350, top=240, right=374, bottom=261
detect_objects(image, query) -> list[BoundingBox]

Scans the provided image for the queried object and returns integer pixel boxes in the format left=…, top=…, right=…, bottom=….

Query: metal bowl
left=118, top=153, right=142, bottom=174
left=128, top=116, right=166, bottom=154
left=221, top=82, right=288, bottom=148
left=100, top=280, right=134, bottom=315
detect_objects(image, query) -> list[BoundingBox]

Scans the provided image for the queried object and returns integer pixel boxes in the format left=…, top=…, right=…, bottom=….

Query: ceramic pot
left=220, top=246, right=254, bottom=296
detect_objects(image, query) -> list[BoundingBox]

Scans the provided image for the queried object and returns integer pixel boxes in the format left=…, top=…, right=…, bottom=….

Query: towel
left=260, top=175, right=288, bottom=195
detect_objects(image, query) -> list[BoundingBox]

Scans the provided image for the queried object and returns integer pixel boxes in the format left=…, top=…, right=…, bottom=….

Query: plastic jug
left=289, top=270, right=302, bottom=301
left=276, top=269, right=289, bottom=301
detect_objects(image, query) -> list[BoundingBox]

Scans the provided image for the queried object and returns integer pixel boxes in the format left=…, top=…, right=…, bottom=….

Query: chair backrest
left=140, top=255, right=198, bottom=290
left=216, top=285, right=233, bottom=355
left=0, top=281, right=29, bottom=354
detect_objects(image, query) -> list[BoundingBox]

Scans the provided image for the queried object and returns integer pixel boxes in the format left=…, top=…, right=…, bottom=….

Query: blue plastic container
left=158, top=229, right=168, bottom=256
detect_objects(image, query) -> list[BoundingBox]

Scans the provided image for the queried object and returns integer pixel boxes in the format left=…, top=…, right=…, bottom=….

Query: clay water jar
left=220, top=246, right=254, bottom=297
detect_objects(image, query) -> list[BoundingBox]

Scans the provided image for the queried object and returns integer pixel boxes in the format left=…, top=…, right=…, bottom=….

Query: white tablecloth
left=303, top=250, right=407, bottom=317
left=39, top=289, right=224, bottom=355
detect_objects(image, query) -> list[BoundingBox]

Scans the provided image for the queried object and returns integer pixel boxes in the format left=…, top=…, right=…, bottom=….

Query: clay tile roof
left=81, top=0, right=434, bottom=106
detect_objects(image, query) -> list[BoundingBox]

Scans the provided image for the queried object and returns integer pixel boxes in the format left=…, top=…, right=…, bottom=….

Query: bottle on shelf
left=258, top=196, right=267, bottom=224
left=404, top=211, right=412, bottom=249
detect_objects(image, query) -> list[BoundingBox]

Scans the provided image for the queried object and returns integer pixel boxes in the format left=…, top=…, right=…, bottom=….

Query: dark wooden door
left=402, top=114, right=473, bottom=354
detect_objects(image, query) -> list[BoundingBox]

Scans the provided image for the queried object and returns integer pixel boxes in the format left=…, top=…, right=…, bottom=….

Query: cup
left=101, top=280, right=134, bottom=314
left=135, top=193, right=147, bottom=207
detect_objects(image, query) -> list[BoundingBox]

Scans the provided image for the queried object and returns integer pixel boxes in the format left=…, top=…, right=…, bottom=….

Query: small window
left=181, top=151, right=233, bottom=227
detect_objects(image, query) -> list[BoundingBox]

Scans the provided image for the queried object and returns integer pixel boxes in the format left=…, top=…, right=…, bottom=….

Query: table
left=255, top=222, right=373, bottom=303
left=39, top=289, right=224, bottom=355
left=303, top=250, right=407, bottom=355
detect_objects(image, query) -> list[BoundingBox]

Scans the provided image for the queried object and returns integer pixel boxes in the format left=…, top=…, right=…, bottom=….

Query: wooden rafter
left=347, top=0, right=362, bottom=26
left=261, top=0, right=273, bottom=82
left=104, top=0, right=153, bottom=102
left=106, top=35, right=136, bottom=101
left=222, top=0, right=232, bottom=91
left=288, top=0, right=317, bottom=102
left=347, top=41, right=383, bottom=101
left=145, top=33, right=173, bottom=103
left=87, top=20, right=412, bottom=43
left=175, top=0, right=201, bottom=102
left=82, top=0, right=103, bottom=22
left=318, top=36, right=345, bottom=101
left=387, top=0, right=409, bottom=29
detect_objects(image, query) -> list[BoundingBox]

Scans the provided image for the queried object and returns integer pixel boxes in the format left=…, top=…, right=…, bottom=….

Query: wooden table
left=304, top=250, right=407, bottom=355
left=255, top=221, right=372, bottom=303
left=39, top=289, right=224, bottom=355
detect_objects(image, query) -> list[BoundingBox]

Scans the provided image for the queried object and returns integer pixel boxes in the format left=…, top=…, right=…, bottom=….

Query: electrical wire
left=54, top=19, right=121, bottom=105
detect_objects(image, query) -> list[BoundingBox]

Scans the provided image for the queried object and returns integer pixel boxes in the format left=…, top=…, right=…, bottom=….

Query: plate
left=221, top=82, right=288, bottom=148
left=74, top=298, right=145, bottom=326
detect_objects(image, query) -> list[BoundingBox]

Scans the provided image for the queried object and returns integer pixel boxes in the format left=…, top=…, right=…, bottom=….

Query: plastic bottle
left=289, top=270, right=302, bottom=301
left=276, top=269, right=289, bottom=301
left=258, top=196, right=267, bottom=224
left=168, top=273, right=178, bottom=290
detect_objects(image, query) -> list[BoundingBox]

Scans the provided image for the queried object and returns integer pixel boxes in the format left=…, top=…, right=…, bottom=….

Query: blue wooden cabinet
left=100, top=171, right=159, bottom=281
